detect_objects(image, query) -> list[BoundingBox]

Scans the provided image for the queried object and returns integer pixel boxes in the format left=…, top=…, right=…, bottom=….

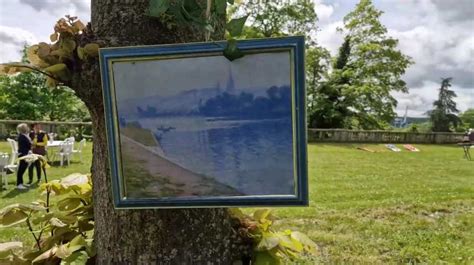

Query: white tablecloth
left=47, top=141, right=64, bottom=148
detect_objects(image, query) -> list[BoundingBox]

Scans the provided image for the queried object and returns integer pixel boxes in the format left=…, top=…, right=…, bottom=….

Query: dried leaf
left=26, top=45, right=49, bottom=68
left=37, top=42, right=51, bottom=59
left=31, top=246, right=57, bottom=263
left=0, top=241, right=23, bottom=253
left=50, top=32, right=59, bottom=42
left=50, top=217, right=67, bottom=227
left=72, top=20, right=86, bottom=32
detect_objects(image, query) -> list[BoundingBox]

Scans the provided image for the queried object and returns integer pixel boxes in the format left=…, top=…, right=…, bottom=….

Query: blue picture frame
left=99, top=36, right=308, bottom=209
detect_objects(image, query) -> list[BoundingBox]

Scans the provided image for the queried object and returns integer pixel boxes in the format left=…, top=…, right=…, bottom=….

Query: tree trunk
left=70, top=0, right=251, bottom=263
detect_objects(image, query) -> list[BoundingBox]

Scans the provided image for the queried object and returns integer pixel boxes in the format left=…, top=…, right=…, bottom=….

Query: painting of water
left=100, top=37, right=307, bottom=207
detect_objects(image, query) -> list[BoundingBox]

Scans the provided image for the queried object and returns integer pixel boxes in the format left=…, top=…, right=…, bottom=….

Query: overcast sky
left=0, top=0, right=472, bottom=117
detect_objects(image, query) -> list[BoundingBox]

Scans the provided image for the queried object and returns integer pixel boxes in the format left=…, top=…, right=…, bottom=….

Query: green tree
left=335, top=0, right=412, bottom=129
left=460, top=108, right=474, bottom=129
left=309, top=36, right=353, bottom=128
left=236, top=0, right=332, bottom=126
left=0, top=72, right=89, bottom=121
left=237, top=0, right=318, bottom=40
left=427, top=78, right=461, bottom=132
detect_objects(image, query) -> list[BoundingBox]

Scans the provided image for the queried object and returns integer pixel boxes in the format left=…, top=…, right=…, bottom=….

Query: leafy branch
left=0, top=173, right=95, bottom=263
left=147, top=0, right=248, bottom=61
left=0, top=15, right=100, bottom=88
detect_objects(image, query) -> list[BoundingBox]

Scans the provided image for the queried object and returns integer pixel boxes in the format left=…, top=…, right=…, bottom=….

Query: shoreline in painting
left=121, top=131, right=243, bottom=198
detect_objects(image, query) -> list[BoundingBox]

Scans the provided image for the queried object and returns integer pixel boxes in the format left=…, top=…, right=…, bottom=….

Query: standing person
left=16, top=123, right=31, bottom=190
left=28, top=123, right=48, bottom=184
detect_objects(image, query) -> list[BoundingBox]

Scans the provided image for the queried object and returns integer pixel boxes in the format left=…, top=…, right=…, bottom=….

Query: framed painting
left=99, top=36, right=308, bottom=208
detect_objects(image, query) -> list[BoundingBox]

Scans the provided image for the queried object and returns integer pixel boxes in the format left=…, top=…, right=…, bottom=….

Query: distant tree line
left=135, top=86, right=292, bottom=119
left=0, top=47, right=90, bottom=122
left=236, top=0, right=470, bottom=132
left=199, top=86, right=291, bottom=118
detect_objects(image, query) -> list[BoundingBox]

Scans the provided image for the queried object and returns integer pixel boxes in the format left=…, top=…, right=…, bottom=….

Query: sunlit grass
left=0, top=142, right=472, bottom=263
left=273, top=144, right=474, bottom=263
left=0, top=141, right=92, bottom=246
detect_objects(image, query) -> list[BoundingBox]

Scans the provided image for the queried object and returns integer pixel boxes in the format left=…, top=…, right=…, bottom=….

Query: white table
left=47, top=141, right=64, bottom=162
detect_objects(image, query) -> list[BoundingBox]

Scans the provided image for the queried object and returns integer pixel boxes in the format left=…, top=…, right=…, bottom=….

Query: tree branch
left=7, top=64, right=61, bottom=82
left=26, top=212, right=41, bottom=251
left=205, top=0, right=212, bottom=41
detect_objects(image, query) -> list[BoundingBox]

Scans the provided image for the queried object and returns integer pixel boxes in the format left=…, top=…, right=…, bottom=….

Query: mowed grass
left=271, top=144, right=474, bottom=264
left=0, top=141, right=93, bottom=246
left=0, top=142, right=472, bottom=263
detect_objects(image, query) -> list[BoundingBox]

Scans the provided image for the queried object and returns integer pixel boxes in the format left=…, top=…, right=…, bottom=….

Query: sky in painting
left=112, top=52, right=290, bottom=100
left=0, top=0, right=472, bottom=117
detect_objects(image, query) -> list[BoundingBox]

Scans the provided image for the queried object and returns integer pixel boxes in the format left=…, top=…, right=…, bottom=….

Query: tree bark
left=70, top=0, right=251, bottom=263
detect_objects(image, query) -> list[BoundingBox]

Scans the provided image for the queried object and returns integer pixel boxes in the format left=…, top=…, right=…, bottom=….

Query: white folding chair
left=0, top=153, right=10, bottom=190
left=59, top=141, right=74, bottom=166
left=72, top=139, right=86, bottom=163
left=6, top=138, right=18, bottom=171
left=6, top=138, right=18, bottom=163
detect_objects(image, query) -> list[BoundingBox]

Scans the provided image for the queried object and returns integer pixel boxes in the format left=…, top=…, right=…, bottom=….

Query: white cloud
left=315, top=21, right=344, bottom=55
left=19, top=0, right=90, bottom=17
left=393, top=81, right=474, bottom=117
left=313, top=1, right=334, bottom=22
left=0, top=26, right=38, bottom=62
left=315, top=0, right=473, bottom=117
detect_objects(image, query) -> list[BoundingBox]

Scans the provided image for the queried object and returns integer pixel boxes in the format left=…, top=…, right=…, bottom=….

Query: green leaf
left=77, top=47, right=85, bottom=60
left=215, top=0, right=227, bottom=14
left=68, top=235, right=89, bottom=255
left=228, top=208, right=245, bottom=219
left=226, top=15, right=248, bottom=37
left=256, top=232, right=280, bottom=251
left=61, top=39, right=77, bottom=53
left=44, top=63, right=71, bottom=81
left=60, top=250, right=89, bottom=265
left=147, top=0, right=170, bottom=18
left=223, top=38, right=244, bottom=61
left=181, top=0, right=205, bottom=24
left=51, top=49, right=73, bottom=60
left=276, top=232, right=303, bottom=253
left=227, top=0, right=234, bottom=4
left=57, top=197, right=82, bottom=211
left=253, top=209, right=272, bottom=222
left=84, top=43, right=100, bottom=58
left=0, top=208, right=28, bottom=227
left=290, top=231, right=318, bottom=255
left=253, top=251, right=281, bottom=265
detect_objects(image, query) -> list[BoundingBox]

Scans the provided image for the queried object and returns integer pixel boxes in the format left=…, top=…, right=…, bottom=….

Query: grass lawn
left=0, top=141, right=93, bottom=246
left=0, top=142, right=472, bottom=263
left=273, top=144, right=473, bottom=264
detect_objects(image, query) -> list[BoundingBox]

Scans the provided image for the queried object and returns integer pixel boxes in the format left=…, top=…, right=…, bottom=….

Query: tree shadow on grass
left=1, top=182, right=41, bottom=198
